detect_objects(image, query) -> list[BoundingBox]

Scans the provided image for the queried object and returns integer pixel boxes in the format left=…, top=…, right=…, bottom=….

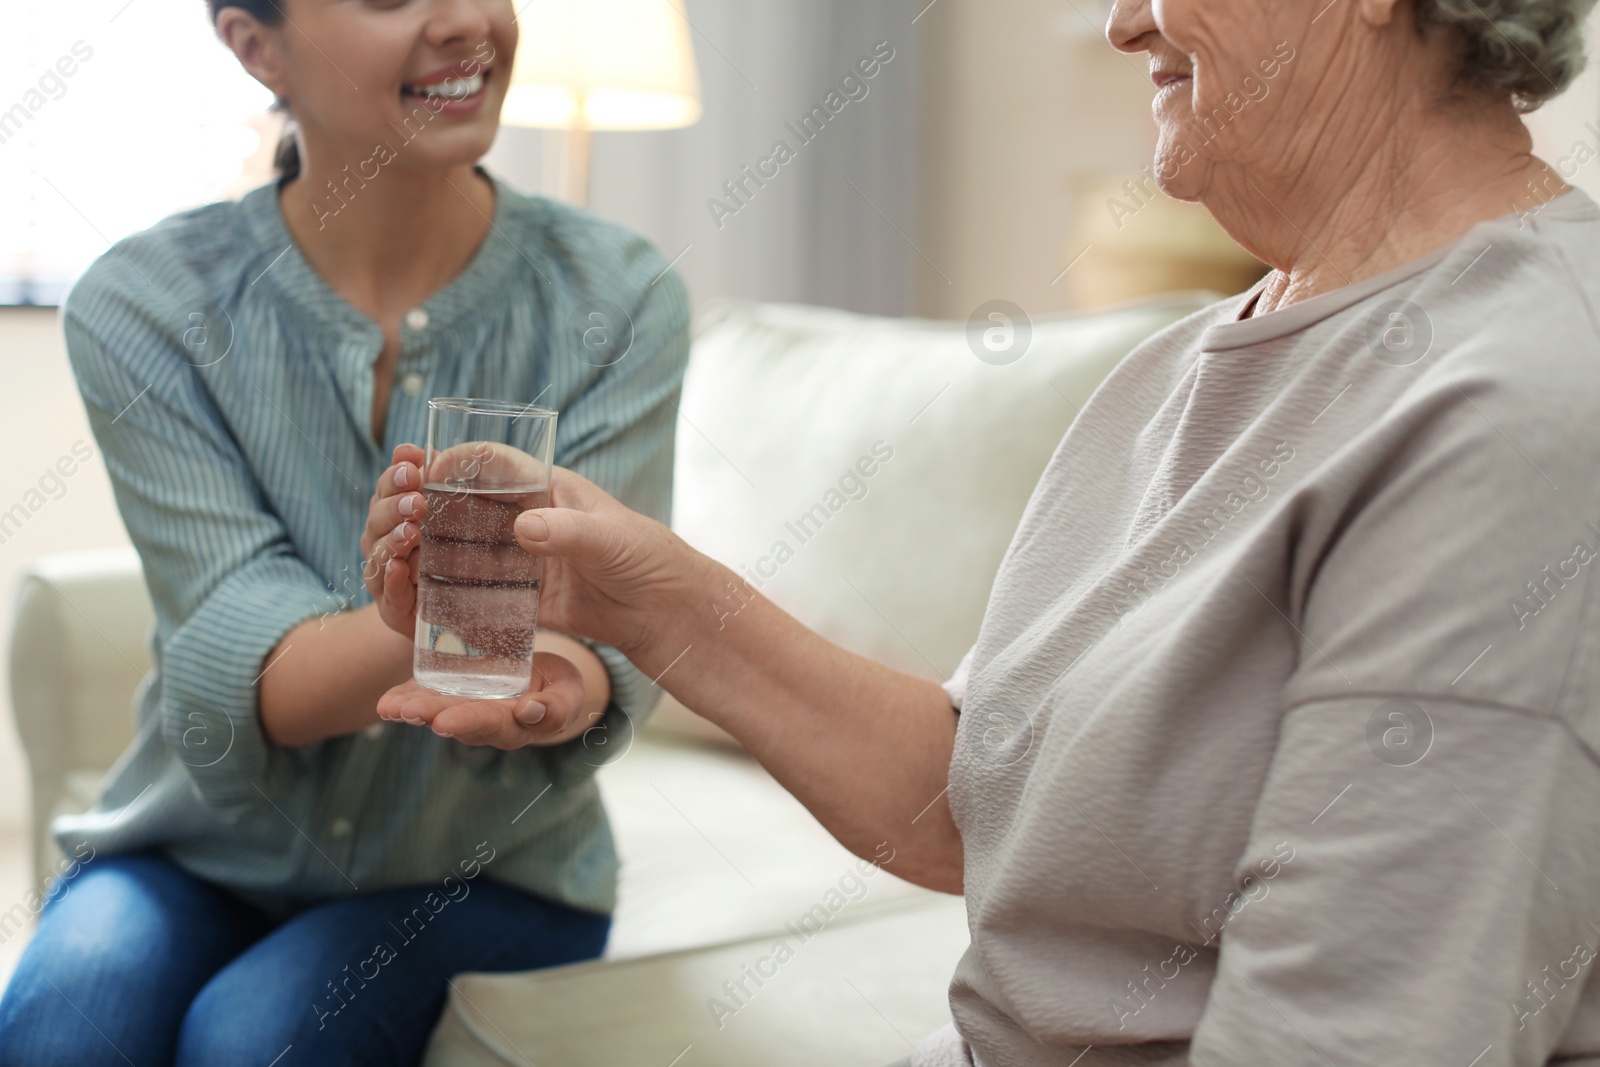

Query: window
left=0, top=0, right=277, bottom=305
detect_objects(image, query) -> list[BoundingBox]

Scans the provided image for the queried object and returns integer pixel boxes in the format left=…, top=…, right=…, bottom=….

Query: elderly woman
left=379, top=0, right=1600, bottom=1061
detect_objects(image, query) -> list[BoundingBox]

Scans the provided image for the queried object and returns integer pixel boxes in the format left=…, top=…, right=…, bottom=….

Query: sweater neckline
left=1199, top=187, right=1598, bottom=352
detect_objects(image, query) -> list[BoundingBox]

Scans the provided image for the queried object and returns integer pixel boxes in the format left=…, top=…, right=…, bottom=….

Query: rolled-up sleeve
left=942, top=646, right=975, bottom=712
left=1190, top=697, right=1600, bottom=1065
left=64, top=269, right=341, bottom=811
left=1192, top=368, right=1600, bottom=1064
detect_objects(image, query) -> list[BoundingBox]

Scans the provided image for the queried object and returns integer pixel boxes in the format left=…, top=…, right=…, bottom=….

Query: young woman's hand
left=376, top=651, right=603, bottom=748
left=361, top=443, right=429, bottom=638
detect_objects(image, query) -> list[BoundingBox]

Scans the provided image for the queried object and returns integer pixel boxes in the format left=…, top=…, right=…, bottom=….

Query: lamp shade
left=503, top=0, right=703, bottom=130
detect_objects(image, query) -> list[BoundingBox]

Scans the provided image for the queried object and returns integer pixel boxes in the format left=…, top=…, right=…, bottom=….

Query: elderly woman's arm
left=379, top=465, right=965, bottom=892
left=631, top=551, right=965, bottom=893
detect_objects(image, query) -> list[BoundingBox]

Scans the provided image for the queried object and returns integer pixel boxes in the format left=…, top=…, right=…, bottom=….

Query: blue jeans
left=0, top=851, right=610, bottom=1067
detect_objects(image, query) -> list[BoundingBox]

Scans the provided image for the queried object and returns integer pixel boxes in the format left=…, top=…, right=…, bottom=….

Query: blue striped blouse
left=53, top=171, right=691, bottom=916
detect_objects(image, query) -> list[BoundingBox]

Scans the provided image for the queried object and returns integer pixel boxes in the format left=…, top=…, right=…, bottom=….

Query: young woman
left=0, top=1, right=688, bottom=1064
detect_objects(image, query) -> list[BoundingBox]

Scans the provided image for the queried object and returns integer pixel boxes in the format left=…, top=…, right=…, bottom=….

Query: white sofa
left=7, top=293, right=1216, bottom=1064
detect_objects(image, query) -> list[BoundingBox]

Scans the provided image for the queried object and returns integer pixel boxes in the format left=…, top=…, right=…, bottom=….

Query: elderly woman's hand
left=503, top=465, right=704, bottom=677
left=474, top=464, right=963, bottom=892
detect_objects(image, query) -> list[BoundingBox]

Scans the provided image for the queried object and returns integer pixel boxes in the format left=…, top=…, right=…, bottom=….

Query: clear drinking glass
left=413, top=399, right=558, bottom=699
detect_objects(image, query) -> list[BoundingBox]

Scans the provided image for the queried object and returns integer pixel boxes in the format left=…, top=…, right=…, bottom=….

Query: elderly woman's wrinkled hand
left=506, top=465, right=704, bottom=677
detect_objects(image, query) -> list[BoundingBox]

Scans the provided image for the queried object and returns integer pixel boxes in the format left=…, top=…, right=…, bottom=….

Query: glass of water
left=413, top=399, right=558, bottom=699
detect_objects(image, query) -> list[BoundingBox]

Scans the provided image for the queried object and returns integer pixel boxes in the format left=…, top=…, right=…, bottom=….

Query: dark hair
left=206, top=0, right=301, bottom=180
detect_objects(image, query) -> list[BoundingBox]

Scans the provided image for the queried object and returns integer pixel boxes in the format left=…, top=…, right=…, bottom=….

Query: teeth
left=406, top=73, right=484, bottom=100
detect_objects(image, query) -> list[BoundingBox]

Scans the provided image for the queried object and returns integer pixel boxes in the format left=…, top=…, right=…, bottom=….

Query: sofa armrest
left=8, top=547, right=151, bottom=894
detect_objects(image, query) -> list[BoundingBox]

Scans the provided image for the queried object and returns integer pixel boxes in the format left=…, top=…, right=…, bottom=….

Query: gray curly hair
left=1417, top=0, right=1598, bottom=110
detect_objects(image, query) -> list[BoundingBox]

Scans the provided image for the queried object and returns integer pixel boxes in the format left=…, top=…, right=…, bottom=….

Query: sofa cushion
left=422, top=733, right=956, bottom=1065
left=424, top=894, right=969, bottom=1067
left=597, top=736, right=933, bottom=961
left=648, top=294, right=1217, bottom=746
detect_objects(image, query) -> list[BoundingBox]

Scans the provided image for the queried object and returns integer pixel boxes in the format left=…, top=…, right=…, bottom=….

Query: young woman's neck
left=278, top=147, right=496, bottom=322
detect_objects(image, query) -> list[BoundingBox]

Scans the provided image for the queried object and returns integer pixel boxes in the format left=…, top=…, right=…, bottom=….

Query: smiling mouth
left=1152, top=71, right=1192, bottom=90
left=402, top=69, right=490, bottom=103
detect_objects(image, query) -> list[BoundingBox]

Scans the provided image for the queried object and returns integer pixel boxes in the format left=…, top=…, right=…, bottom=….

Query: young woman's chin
left=309, top=114, right=501, bottom=179
left=391, top=99, right=505, bottom=169
left=404, top=128, right=501, bottom=172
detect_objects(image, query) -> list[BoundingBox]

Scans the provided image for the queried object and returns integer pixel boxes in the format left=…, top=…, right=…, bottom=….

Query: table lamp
left=501, top=0, right=704, bottom=205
